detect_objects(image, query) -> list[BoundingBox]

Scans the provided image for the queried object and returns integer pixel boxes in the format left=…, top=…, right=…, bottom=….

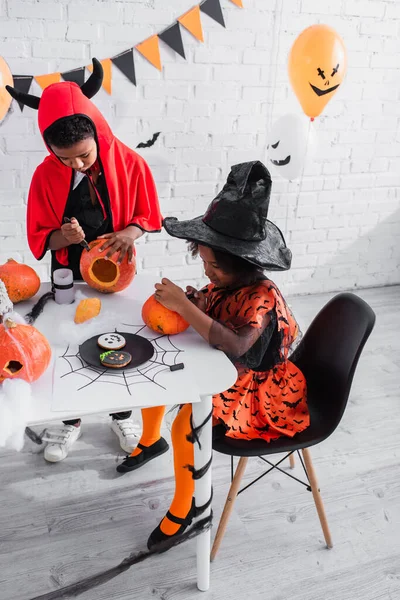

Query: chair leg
left=301, top=448, right=333, bottom=549
left=289, top=453, right=295, bottom=469
left=211, top=456, right=248, bottom=562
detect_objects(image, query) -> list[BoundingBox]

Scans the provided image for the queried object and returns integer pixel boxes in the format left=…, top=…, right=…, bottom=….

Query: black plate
left=79, top=332, right=155, bottom=370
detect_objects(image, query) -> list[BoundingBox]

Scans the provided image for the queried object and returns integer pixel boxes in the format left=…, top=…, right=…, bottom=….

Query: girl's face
left=50, top=137, right=97, bottom=172
left=199, top=245, right=237, bottom=288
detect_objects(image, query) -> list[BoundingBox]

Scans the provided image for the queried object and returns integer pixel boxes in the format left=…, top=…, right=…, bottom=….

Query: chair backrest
left=290, top=293, right=376, bottom=440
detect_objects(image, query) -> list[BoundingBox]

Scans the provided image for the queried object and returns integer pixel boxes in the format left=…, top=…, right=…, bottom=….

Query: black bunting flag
left=61, top=67, right=86, bottom=86
left=200, top=0, right=226, bottom=28
left=11, top=75, right=34, bottom=111
left=112, top=49, right=137, bottom=86
left=159, top=22, right=186, bottom=59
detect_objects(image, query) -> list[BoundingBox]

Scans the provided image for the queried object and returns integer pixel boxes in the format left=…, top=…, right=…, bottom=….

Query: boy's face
left=50, top=137, right=97, bottom=172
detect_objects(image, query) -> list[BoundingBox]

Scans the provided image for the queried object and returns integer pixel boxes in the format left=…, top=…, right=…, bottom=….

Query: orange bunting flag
left=88, top=58, right=112, bottom=94
left=229, top=0, right=243, bottom=7
left=35, top=72, right=61, bottom=90
left=178, top=5, right=204, bottom=42
left=136, top=35, right=162, bottom=71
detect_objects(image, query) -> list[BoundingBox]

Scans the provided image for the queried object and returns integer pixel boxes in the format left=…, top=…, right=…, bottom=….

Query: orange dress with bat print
left=204, top=279, right=309, bottom=442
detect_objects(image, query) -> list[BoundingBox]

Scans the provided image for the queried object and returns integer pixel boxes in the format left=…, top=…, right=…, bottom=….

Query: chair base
left=211, top=447, right=333, bottom=561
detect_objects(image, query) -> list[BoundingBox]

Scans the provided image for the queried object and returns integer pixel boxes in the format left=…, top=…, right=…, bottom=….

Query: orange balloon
left=288, top=25, right=347, bottom=118
left=0, top=56, right=13, bottom=123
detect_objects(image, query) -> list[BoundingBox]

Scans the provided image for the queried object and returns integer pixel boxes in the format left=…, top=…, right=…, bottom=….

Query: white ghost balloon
left=267, top=114, right=317, bottom=181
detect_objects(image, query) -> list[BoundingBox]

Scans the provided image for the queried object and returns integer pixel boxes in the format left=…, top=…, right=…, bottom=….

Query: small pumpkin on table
left=0, top=259, right=40, bottom=303
left=142, top=293, right=189, bottom=335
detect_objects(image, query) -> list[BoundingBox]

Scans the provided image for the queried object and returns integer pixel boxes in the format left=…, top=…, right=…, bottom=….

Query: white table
left=22, top=275, right=237, bottom=592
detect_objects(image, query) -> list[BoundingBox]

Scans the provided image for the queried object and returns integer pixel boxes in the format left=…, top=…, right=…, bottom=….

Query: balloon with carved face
left=0, top=57, right=13, bottom=123
left=288, top=25, right=347, bottom=118
left=267, top=114, right=317, bottom=181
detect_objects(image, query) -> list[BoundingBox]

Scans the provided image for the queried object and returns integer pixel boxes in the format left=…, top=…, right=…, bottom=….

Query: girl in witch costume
left=6, top=59, right=165, bottom=464
left=117, top=161, right=310, bottom=549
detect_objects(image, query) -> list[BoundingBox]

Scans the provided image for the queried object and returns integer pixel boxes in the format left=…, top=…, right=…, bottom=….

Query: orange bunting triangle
left=178, top=5, right=204, bottom=42
left=88, top=58, right=112, bottom=94
left=35, top=72, right=61, bottom=90
left=136, top=35, right=162, bottom=71
left=229, top=0, right=243, bottom=6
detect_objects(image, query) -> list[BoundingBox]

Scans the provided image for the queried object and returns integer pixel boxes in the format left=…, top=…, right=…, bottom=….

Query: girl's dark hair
left=45, top=116, right=95, bottom=149
left=188, top=241, right=265, bottom=286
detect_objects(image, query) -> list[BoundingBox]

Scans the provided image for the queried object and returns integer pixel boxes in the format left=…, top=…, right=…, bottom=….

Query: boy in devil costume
left=6, top=59, right=166, bottom=464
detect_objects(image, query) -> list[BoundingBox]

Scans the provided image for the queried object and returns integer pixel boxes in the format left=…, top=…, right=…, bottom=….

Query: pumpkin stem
left=4, top=318, right=17, bottom=329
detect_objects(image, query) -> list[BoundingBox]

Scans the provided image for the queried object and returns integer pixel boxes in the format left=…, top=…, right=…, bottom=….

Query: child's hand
left=61, top=218, right=85, bottom=245
left=97, top=229, right=136, bottom=264
left=186, top=286, right=207, bottom=312
left=155, top=279, right=187, bottom=312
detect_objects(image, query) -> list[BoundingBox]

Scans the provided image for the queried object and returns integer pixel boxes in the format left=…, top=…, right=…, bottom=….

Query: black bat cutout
left=136, top=132, right=161, bottom=149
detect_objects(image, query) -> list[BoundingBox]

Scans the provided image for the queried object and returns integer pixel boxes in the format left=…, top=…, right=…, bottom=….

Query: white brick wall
left=0, top=0, right=399, bottom=294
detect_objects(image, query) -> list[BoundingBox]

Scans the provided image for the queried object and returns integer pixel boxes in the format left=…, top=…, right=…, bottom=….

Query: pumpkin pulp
left=89, top=258, right=120, bottom=288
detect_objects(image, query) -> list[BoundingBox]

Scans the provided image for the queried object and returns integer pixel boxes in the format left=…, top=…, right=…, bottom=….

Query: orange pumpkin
left=0, top=259, right=41, bottom=303
left=79, top=240, right=136, bottom=294
left=0, top=318, right=52, bottom=383
left=142, top=294, right=189, bottom=335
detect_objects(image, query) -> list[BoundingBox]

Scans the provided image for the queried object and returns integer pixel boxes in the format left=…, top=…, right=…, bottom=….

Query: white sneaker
left=43, top=424, right=82, bottom=463
left=110, top=418, right=140, bottom=453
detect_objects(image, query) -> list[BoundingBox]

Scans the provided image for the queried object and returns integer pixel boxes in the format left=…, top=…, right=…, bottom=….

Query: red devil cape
left=28, top=82, right=162, bottom=265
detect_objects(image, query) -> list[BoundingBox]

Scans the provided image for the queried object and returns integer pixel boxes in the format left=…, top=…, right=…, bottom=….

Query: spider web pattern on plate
left=59, top=324, right=184, bottom=396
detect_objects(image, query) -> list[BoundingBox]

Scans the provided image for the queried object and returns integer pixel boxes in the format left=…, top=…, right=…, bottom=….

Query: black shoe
left=147, top=498, right=196, bottom=551
left=116, top=437, right=169, bottom=473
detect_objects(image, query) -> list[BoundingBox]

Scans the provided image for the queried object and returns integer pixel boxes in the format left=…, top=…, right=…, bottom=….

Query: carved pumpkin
left=74, top=297, right=101, bottom=324
left=80, top=240, right=136, bottom=294
left=0, top=259, right=41, bottom=303
left=142, top=295, right=189, bottom=335
left=0, top=318, right=52, bottom=383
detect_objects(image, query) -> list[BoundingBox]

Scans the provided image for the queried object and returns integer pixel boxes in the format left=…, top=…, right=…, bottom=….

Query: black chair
left=211, top=292, right=376, bottom=560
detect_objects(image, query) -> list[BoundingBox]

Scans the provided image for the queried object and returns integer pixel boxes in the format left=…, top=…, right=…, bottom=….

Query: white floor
left=0, top=286, right=399, bottom=600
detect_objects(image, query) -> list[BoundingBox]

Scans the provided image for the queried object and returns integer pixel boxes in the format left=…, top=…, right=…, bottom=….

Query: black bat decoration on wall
left=136, top=131, right=161, bottom=148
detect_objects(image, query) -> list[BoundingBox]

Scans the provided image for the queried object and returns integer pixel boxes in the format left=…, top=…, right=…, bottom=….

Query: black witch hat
left=5, top=58, right=104, bottom=110
left=163, top=161, right=292, bottom=271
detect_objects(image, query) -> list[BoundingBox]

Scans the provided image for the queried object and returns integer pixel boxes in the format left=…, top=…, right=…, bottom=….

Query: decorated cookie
left=100, top=350, right=132, bottom=369
left=97, top=332, right=126, bottom=350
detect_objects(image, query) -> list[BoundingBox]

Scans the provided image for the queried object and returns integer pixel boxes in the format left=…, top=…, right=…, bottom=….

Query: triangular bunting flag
left=11, top=75, right=34, bottom=112
left=61, top=67, right=85, bottom=86
left=178, top=6, right=204, bottom=42
left=229, top=0, right=243, bottom=7
left=88, top=58, right=112, bottom=94
left=136, top=35, right=162, bottom=71
left=200, top=0, right=225, bottom=27
left=112, top=49, right=136, bottom=86
left=159, top=22, right=186, bottom=59
left=35, top=72, right=61, bottom=91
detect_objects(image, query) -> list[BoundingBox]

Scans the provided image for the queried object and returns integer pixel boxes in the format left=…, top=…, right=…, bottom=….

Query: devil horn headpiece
left=5, top=58, right=104, bottom=111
